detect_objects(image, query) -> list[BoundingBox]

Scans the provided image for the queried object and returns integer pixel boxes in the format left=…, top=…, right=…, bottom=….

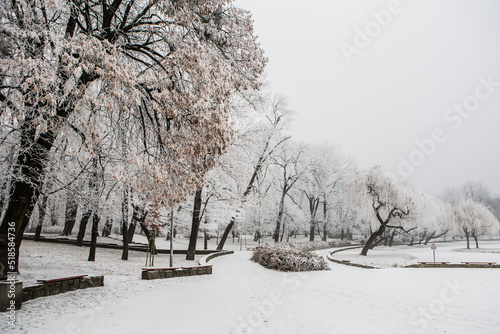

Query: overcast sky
left=237, top=0, right=500, bottom=196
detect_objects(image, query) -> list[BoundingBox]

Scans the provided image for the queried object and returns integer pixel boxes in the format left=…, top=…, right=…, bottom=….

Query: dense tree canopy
left=0, top=0, right=266, bottom=276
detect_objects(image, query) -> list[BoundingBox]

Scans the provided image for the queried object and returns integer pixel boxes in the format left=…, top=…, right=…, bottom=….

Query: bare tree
left=271, top=143, right=304, bottom=242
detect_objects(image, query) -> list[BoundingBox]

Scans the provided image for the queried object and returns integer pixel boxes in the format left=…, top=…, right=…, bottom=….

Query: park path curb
left=199, top=250, right=235, bottom=266
left=326, top=246, right=380, bottom=269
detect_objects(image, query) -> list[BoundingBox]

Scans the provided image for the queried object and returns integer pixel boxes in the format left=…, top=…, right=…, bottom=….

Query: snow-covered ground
left=329, top=241, right=500, bottom=268
left=3, top=240, right=500, bottom=334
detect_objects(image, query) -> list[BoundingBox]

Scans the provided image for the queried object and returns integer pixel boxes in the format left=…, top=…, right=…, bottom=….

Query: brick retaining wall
left=22, top=276, right=104, bottom=302
left=141, top=266, right=212, bottom=280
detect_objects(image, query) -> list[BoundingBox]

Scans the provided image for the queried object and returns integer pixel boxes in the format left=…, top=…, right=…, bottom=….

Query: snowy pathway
left=6, top=249, right=500, bottom=334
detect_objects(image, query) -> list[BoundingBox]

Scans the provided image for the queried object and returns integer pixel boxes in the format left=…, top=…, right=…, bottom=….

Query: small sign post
left=431, top=243, right=437, bottom=263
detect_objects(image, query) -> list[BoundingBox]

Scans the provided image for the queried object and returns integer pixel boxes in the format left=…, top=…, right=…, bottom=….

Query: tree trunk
left=34, top=194, right=49, bottom=241
left=280, top=221, right=285, bottom=242
left=50, top=200, right=58, bottom=226
left=186, top=189, right=202, bottom=260
left=273, top=183, right=287, bottom=243
left=463, top=227, right=470, bottom=249
left=139, top=222, right=152, bottom=240
left=309, top=220, right=315, bottom=242
left=101, top=218, right=112, bottom=237
left=121, top=189, right=129, bottom=260
left=88, top=213, right=100, bottom=261
left=472, top=232, right=479, bottom=248
left=62, top=198, right=78, bottom=236
left=408, top=236, right=415, bottom=246
left=216, top=218, right=235, bottom=251
left=128, top=204, right=147, bottom=243
left=423, top=231, right=435, bottom=245
left=127, top=221, right=137, bottom=242
left=424, top=230, right=448, bottom=245
left=361, top=225, right=386, bottom=256
left=0, top=179, right=38, bottom=277
left=76, top=210, right=92, bottom=246
left=388, top=230, right=396, bottom=247
left=0, top=120, right=48, bottom=277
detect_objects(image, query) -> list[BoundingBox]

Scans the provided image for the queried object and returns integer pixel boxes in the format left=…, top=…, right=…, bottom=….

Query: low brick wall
left=22, top=276, right=104, bottom=302
left=142, top=266, right=212, bottom=280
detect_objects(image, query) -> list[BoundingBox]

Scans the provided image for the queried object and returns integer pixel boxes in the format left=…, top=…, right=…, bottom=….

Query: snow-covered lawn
left=329, top=241, right=500, bottom=268
left=3, top=240, right=500, bottom=334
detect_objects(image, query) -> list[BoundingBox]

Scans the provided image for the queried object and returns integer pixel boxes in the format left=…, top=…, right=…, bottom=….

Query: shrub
left=251, top=244, right=331, bottom=272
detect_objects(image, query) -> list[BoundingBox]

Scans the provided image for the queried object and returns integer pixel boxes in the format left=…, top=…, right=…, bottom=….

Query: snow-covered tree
left=299, top=142, right=355, bottom=241
left=0, top=0, right=266, bottom=276
left=270, top=141, right=304, bottom=242
left=216, top=93, right=291, bottom=250
left=345, top=166, right=421, bottom=255
left=407, top=195, right=451, bottom=246
left=451, top=199, right=499, bottom=249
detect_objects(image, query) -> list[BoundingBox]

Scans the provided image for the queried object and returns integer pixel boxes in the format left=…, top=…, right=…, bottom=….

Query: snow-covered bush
left=251, top=244, right=330, bottom=272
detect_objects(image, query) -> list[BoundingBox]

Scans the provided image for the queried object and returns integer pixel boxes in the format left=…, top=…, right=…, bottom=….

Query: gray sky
left=238, top=0, right=500, bottom=196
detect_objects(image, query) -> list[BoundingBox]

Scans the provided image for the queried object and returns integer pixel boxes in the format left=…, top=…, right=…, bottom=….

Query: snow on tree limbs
left=0, top=0, right=267, bottom=276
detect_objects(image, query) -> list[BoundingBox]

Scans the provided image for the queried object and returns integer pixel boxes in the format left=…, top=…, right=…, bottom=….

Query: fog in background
left=237, top=0, right=500, bottom=195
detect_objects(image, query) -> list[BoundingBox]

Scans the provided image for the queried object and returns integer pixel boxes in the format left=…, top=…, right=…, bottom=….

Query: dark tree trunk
left=121, top=189, right=129, bottom=260
left=0, top=179, right=38, bottom=277
left=62, top=198, right=78, bottom=236
left=101, top=218, right=112, bottom=237
left=408, top=236, right=415, bottom=246
left=280, top=221, right=285, bottom=242
left=204, top=231, right=208, bottom=250
left=88, top=213, right=100, bottom=261
left=472, top=232, right=479, bottom=248
left=424, top=230, right=448, bottom=245
left=76, top=210, right=92, bottom=246
left=217, top=218, right=235, bottom=251
left=186, top=189, right=202, bottom=260
left=0, top=120, right=51, bottom=277
left=34, top=194, right=49, bottom=241
left=361, top=225, right=386, bottom=256
left=463, top=227, right=470, bottom=249
left=418, top=231, right=427, bottom=245
left=371, top=236, right=385, bottom=249
left=423, top=231, right=436, bottom=245
left=127, top=221, right=137, bottom=242
left=128, top=204, right=147, bottom=243
left=139, top=222, right=152, bottom=240
left=309, top=220, right=315, bottom=242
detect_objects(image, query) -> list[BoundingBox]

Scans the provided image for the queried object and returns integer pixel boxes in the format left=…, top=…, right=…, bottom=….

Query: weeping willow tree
left=345, top=166, right=442, bottom=256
